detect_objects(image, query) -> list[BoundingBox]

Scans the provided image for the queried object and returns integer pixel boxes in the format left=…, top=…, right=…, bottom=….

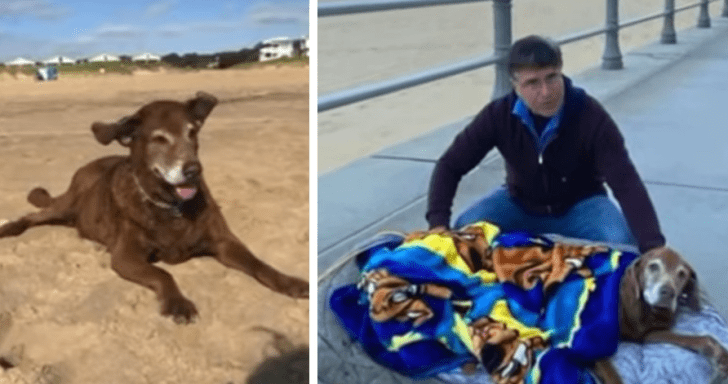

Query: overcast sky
left=0, top=0, right=309, bottom=62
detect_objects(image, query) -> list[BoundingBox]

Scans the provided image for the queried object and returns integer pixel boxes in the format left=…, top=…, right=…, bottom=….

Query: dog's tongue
left=175, top=186, right=197, bottom=201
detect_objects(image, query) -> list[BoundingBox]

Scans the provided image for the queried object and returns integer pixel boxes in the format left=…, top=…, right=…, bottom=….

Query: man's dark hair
left=508, top=35, right=562, bottom=77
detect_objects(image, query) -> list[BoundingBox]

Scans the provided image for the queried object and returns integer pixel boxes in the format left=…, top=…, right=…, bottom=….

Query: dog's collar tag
left=133, top=173, right=183, bottom=217
left=170, top=205, right=183, bottom=217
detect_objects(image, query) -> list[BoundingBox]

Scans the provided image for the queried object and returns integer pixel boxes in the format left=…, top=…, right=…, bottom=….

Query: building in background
left=5, top=57, right=35, bottom=66
left=132, top=53, right=161, bottom=62
left=302, top=36, right=309, bottom=57
left=89, top=53, right=120, bottom=63
left=259, top=37, right=307, bottom=62
left=44, top=56, right=75, bottom=65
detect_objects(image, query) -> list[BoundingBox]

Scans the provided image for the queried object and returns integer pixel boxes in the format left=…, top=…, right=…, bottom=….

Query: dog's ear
left=622, top=258, right=642, bottom=301
left=91, top=115, right=140, bottom=147
left=618, top=258, right=643, bottom=324
left=679, top=269, right=701, bottom=312
left=187, top=91, right=218, bottom=124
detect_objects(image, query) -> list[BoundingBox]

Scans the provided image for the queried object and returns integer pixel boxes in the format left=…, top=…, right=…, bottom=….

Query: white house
left=5, top=57, right=35, bottom=66
left=259, top=37, right=297, bottom=62
left=302, top=36, right=309, bottom=57
left=89, top=53, right=120, bottom=62
left=44, top=56, right=75, bottom=65
left=132, top=53, right=161, bottom=62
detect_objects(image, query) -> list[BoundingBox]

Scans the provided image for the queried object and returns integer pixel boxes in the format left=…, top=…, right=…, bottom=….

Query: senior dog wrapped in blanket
left=330, top=221, right=634, bottom=384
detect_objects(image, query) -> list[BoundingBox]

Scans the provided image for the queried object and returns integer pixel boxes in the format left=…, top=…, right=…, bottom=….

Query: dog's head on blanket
left=621, top=246, right=700, bottom=334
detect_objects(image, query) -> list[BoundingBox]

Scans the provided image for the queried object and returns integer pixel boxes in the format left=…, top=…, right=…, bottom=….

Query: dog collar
left=133, top=173, right=182, bottom=217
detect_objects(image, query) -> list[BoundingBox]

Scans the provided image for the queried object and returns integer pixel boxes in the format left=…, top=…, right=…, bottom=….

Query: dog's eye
left=188, top=129, right=198, bottom=140
left=677, top=270, right=688, bottom=280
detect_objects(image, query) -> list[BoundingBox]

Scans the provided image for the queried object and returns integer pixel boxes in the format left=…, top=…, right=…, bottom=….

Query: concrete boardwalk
left=319, top=18, right=728, bottom=384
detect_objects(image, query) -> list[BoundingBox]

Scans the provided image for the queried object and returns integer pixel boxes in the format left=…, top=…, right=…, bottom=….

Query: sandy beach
left=318, top=0, right=724, bottom=173
left=0, top=66, right=309, bottom=384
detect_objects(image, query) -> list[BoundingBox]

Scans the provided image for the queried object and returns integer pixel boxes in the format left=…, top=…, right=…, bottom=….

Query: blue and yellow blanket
left=330, top=221, right=637, bottom=384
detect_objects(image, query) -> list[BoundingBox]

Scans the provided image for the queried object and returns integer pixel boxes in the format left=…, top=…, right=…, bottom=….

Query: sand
left=0, top=65, right=309, bottom=384
left=318, top=0, right=725, bottom=173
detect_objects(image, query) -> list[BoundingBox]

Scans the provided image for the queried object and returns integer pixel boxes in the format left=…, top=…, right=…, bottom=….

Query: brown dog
left=594, top=247, right=728, bottom=383
left=0, top=91, right=308, bottom=324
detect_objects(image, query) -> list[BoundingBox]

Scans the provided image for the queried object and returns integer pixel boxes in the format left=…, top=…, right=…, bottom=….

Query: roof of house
left=89, top=53, right=120, bottom=62
left=5, top=57, right=35, bottom=65
left=132, top=53, right=161, bottom=61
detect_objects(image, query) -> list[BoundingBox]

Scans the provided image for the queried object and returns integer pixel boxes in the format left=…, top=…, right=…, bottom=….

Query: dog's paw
left=285, top=277, right=309, bottom=299
left=0, top=219, right=27, bottom=238
left=702, top=336, right=728, bottom=378
left=160, top=296, right=199, bottom=325
left=713, top=346, right=728, bottom=378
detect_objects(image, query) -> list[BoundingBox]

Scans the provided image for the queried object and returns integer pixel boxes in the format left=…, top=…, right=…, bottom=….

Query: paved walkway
left=319, top=18, right=728, bottom=384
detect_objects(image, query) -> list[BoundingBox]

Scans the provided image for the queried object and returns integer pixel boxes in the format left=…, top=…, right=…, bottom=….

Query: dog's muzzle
left=153, top=161, right=202, bottom=201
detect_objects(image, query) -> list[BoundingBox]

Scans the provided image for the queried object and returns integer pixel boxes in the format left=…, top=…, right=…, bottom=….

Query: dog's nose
left=182, top=161, right=202, bottom=180
left=659, top=286, right=676, bottom=300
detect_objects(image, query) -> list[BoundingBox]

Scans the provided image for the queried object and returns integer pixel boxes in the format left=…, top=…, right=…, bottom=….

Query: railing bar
left=319, top=0, right=712, bottom=19
left=677, top=0, right=718, bottom=12
left=319, top=0, right=488, bottom=17
left=557, top=11, right=673, bottom=47
left=615, top=1, right=717, bottom=35
left=318, top=54, right=500, bottom=112
left=319, top=0, right=718, bottom=112
left=556, top=27, right=609, bottom=46
left=619, top=2, right=710, bottom=30
left=620, top=10, right=670, bottom=29
left=546, top=2, right=714, bottom=47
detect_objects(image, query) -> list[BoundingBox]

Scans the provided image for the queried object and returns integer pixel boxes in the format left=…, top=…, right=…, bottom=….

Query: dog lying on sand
left=0, top=91, right=309, bottom=324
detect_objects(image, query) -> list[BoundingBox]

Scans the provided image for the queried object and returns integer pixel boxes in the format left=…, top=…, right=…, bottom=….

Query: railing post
left=602, top=0, right=623, bottom=69
left=698, top=0, right=711, bottom=27
left=661, top=0, right=677, bottom=43
left=491, top=0, right=512, bottom=100
left=723, top=0, right=728, bottom=17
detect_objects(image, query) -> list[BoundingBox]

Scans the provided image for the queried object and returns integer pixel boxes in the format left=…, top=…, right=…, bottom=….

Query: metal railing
left=319, top=0, right=727, bottom=112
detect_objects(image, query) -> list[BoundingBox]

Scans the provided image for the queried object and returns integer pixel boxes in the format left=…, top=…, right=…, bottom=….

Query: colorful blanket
left=330, top=221, right=638, bottom=384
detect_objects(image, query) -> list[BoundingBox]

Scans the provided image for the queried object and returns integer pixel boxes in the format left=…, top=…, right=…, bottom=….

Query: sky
left=0, top=0, right=309, bottom=62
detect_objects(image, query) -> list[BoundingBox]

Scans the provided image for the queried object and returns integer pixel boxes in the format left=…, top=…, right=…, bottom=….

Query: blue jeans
left=454, top=186, right=637, bottom=246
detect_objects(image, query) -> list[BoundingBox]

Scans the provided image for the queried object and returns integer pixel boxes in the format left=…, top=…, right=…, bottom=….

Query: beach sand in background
left=0, top=66, right=309, bottom=384
left=318, top=0, right=724, bottom=173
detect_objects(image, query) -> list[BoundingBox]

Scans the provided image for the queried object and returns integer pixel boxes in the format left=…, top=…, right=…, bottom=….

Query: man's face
left=511, top=66, right=564, bottom=117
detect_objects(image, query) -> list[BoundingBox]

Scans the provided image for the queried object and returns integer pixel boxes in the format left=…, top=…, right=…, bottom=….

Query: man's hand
left=429, top=225, right=449, bottom=233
